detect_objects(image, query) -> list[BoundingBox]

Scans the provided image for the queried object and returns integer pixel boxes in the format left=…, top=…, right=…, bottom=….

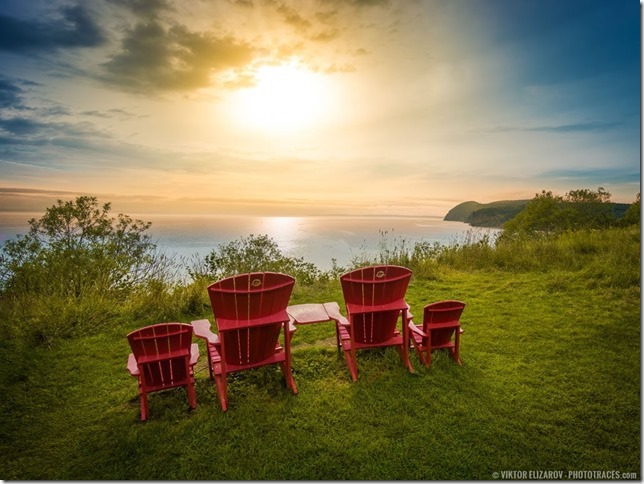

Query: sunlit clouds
left=0, top=0, right=639, bottom=216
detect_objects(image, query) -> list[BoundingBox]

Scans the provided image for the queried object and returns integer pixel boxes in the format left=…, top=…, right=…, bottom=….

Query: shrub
left=0, top=197, right=173, bottom=344
left=502, top=187, right=619, bottom=239
left=621, top=193, right=640, bottom=226
left=189, top=234, right=323, bottom=285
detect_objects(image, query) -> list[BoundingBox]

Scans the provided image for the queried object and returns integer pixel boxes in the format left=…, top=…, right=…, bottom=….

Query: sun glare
left=232, top=61, right=332, bottom=134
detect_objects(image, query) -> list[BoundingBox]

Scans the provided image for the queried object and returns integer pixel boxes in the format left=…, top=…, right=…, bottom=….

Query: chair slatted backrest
left=340, top=265, right=412, bottom=344
left=127, top=323, right=193, bottom=389
left=423, top=300, right=465, bottom=346
left=207, top=272, right=295, bottom=365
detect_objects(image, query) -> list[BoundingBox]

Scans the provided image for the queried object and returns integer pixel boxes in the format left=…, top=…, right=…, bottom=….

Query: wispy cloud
left=482, top=121, right=622, bottom=134
left=0, top=77, right=27, bottom=110
left=106, top=0, right=172, bottom=18
left=538, top=168, right=640, bottom=185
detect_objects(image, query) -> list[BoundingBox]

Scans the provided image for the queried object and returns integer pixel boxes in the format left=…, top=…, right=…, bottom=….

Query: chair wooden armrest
left=127, top=353, right=139, bottom=376
left=189, top=343, right=200, bottom=366
left=407, top=321, right=426, bottom=337
left=191, top=319, right=220, bottom=345
left=324, top=302, right=350, bottom=327
left=405, top=303, right=414, bottom=320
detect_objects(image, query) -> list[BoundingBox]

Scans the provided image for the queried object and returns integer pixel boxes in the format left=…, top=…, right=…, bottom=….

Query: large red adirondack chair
left=192, top=272, right=296, bottom=411
left=409, top=300, right=465, bottom=367
left=337, top=265, right=414, bottom=381
left=126, top=322, right=200, bottom=421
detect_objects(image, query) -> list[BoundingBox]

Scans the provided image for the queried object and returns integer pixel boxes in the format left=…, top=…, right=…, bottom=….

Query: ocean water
left=0, top=212, right=500, bottom=271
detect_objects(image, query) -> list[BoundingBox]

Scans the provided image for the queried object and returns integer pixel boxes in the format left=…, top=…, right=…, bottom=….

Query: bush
left=189, top=234, right=324, bottom=285
left=621, top=193, right=640, bottom=226
left=502, top=187, right=618, bottom=239
left=0, top=197, right=174, bottom=344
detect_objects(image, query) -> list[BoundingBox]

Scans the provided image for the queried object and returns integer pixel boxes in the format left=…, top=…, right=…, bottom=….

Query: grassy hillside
left=443, top=201, right=485, bottom=222
left=444, top=200, right=529, bottom=227
left=445, top=199, right=631, bottom=228
left=0, top=226, right=640, bottom=480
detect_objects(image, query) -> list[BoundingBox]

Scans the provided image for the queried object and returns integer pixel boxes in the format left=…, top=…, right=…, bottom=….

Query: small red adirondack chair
left=192, top=272, right=296, bottom=411
left=126, top=322, right=200, bottom=421
left=409, top=300, right=465, bottom=367
left=337, top=264, right=414, bottom=381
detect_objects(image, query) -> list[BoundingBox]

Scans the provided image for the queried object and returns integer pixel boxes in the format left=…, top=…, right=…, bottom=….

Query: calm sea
left=0, top=212, right=500, bottom=271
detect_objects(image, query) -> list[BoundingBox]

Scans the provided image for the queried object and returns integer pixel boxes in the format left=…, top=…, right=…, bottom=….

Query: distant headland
left=444, top=199, right=630, bottom=228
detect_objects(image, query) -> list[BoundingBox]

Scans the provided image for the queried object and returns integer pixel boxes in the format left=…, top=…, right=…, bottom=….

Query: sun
left=232, top=60, right=332, bottom=134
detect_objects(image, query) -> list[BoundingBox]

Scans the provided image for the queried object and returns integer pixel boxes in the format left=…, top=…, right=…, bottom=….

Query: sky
left=0, top=0, right=640, bottom=217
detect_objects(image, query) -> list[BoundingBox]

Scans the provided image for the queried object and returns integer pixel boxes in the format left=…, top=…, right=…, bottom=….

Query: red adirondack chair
left=126, top=322, right=200, bottom=421
left=192, top=272, right=296, bottom=411
left=409, top=300, right=465, bottom=367
left=337, top=264, right=414, bottom=381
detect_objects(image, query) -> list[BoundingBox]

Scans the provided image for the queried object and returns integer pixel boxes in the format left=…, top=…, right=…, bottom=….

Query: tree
left=621, top=193, right=640, bottom=226
left=502, top=190, right=566, bottom=238
left=190, top=234, right=320, bottom=285
left=562, top=187, right=614, bottom=230
left=502, top=187, right=617, bottom=239
left=0, top=196, right=165, bottom=295
left=0, top=197, right=173, bottom=343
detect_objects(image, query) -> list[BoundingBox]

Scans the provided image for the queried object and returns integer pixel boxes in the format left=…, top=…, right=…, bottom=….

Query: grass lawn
left=0, top=269, right=639, bottom=480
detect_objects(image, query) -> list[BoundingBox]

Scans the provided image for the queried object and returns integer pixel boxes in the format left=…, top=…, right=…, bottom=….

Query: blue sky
left=0, top=0, right=639, bottom=216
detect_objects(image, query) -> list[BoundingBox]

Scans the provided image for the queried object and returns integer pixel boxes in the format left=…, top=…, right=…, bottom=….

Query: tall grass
left=439, top=226, right=640, bottom=286
left=350, top=225, right=640, bottom=290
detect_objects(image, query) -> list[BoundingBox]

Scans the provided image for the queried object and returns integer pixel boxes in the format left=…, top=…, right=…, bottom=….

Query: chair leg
left=279, top=362, right=299, bottom=394
left=401, top=321, right=414, bottom=374
left=187, top=372, right=197, bottom=410
left=213, top=364, right=228, bottom=412
left=454, top=329, right=462, bottom=366
left=139, top=388, right=149, bottom=422
left=206, top=347, right=214, bottom=381
left=409, top=334, right=429, bottom=367
left=343, top=344, right=358, bottom=382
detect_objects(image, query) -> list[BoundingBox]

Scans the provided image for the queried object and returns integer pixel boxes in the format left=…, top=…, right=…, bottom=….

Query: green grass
left=0, top=265, right=639, bottom=479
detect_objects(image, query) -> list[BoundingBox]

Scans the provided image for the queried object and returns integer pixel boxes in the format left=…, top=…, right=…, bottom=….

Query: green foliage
left=502, top=187, right=619, bottom=239
left=350, top=230, right=443, bottom=279
left=438, top=226, right=640, bottom=288
left=467, top=204, right=527, bottom=227
left=621, top=193, right=640, bottom=226
left=190, top=234, right=324, bottom=285
left=0, top=197, right=173, bottom=344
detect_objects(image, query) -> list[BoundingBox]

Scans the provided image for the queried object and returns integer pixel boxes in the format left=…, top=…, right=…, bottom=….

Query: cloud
left=538, top=168, right=640, bottom=185
left=106, top=0, right=172, bottom=18
left=276, top=3, right=312, bottom=31
left=0, top=76, right=28, bottom=109
left=0, top=187, right=80, bottom=196
left=484, top=121, right=621, bottom=134
left=80, top=108, right=148, bottom=120
left=0, top=4, right=105, bottom=54
left=101, top=20, right=259, bottom=92
left=0, top=116, right=107, bottom=139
